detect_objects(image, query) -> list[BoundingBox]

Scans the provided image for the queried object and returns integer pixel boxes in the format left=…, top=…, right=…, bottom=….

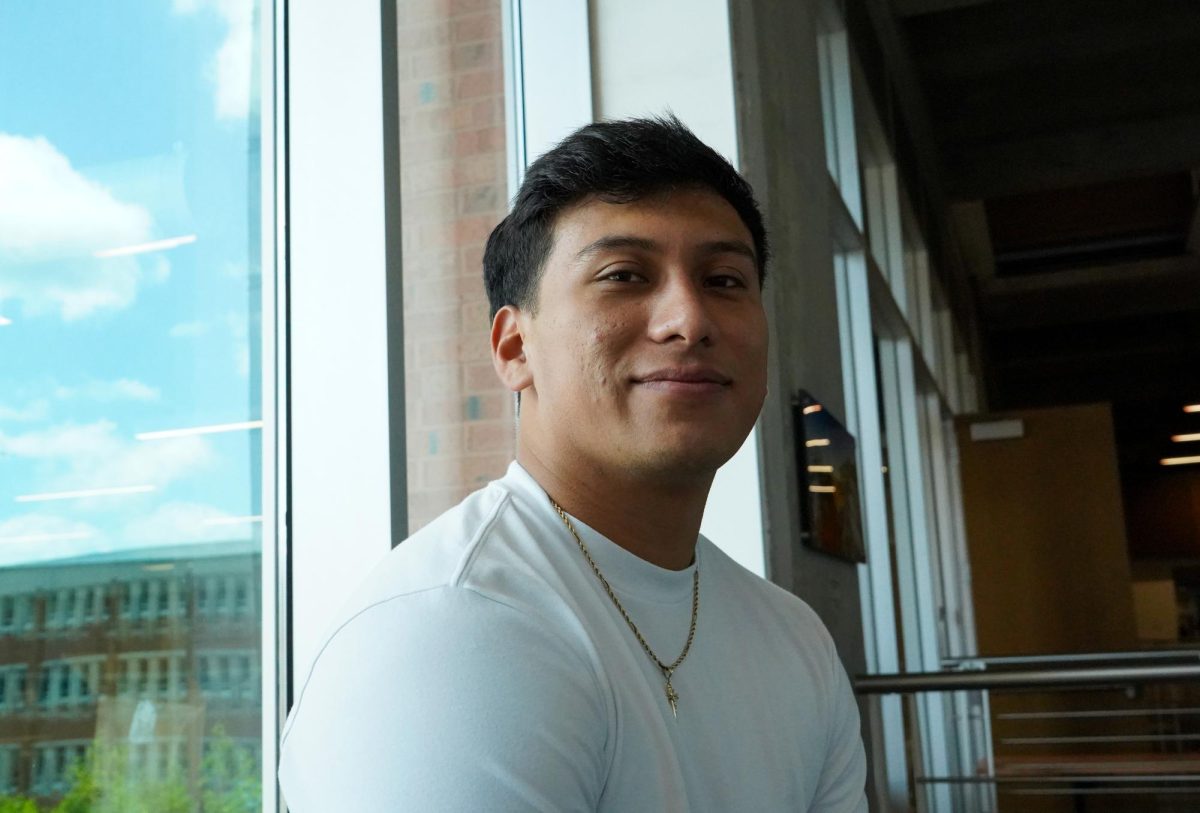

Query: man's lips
left=633, top=368, right=733, bottom=392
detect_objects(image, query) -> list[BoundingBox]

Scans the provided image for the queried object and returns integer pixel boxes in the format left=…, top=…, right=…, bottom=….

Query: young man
left=278, top=116, right=868, bottom=812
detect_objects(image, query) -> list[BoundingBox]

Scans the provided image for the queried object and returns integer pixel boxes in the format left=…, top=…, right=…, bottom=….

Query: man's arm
left=279, top=586, right=608, bottom=812
left=809, top=640, right=869, bottom=813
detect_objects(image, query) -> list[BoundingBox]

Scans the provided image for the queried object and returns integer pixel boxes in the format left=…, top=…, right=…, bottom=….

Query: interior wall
left=956, top=403, right=1138, bottom=656
left=726, top=0, right=866, bottom=675
left=956, top=404, right=1146, bottom=811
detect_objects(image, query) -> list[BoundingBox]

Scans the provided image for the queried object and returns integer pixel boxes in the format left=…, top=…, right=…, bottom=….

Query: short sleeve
left=809, top=640, right=869, bottom=813
left=278, top=586, right=608, bottom=812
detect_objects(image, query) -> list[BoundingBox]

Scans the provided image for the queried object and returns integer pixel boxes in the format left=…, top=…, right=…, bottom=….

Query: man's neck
left=517, top=444, right=713, bottom=571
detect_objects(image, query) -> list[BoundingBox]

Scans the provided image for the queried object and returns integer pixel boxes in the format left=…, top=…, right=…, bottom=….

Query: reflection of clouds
left=0, top=399, right=49, bottom=422
left=169, top=320, right=210, bottom=338
left=0, top=513, right=102, bottom=566
left=123, top=501, right=242, bottom=544
left=0, top=377, right=158, bottom=426
left=0, top=420, right=214, bottom=498
left=173, top=0, right=253, bottom=120
left=54, top=378, right=161, bottom=403
left=0, top=133, right=164, bottom=320
left=226, top=310, right=250, bottom=378
left=0, top=502, right=250, bottom=566
left=0, top=134, right=151, bottom=261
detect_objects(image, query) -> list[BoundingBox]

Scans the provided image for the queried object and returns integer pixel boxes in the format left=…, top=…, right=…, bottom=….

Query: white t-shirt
left=279, top=462, right=867, bottom=812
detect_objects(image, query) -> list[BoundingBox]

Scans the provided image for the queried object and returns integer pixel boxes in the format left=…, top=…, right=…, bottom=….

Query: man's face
left=512, top=187, right=769, bottom=483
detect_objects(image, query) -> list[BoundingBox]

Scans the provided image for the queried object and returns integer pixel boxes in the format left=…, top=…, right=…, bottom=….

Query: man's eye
left=707, top=274, right=746, bottom=289
left=602, top=269, right=643, bottom=283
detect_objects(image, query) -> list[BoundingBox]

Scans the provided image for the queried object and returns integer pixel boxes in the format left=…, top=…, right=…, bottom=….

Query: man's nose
left=647, top=276, right=717, bottom=347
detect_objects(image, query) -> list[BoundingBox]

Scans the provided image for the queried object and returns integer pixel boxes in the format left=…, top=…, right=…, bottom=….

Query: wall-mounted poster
left=792, top=390, right=866, bottom=564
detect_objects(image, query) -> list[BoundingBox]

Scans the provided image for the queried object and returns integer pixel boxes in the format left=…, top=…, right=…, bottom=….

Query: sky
left=0, top=0, right=264, bottom=566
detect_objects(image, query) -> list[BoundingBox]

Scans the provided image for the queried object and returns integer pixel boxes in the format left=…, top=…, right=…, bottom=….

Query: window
left=0, top=1, right=274, bottom=805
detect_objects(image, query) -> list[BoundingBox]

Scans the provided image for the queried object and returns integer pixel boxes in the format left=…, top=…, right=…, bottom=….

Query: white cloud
left=0, top=513, right=97, bottom=543
left=174, top=0, right=254, bottom=121
left=0, top=398, right=49, bottom=422
left=122, top=501, right=240, bottom=545
left=0, top=134, right=163, bottom=320
left=0, top=378, right=158, bottom=428
left=0, top=134, right=151, bottom=262
left=0, top=420, right=215, bottom=497
left=169, top=320, right=210, bottom=338
left=0, top=421, right=119, bottom=460
left=0, top=513, right=103, bottom=567
left=54, top=378, right=161, bottom=403
left=226, top=310, right=251, bottom=378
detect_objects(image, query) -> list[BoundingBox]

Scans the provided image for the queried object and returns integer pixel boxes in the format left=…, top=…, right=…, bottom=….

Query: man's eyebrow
left=573, top=235, right=660, bottom=261
left=573, top=235, right=757, bottom=264
left=697, top=239, right=757, bottom=264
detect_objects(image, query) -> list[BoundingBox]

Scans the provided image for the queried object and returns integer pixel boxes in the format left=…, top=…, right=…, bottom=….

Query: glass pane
left=398, top=0, right=514, bottom=530
left=0, top=1, right=267, bottom=808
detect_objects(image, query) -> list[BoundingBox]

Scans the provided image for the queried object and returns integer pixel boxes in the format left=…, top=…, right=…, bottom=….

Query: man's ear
left=490, top=305, right=534, bottom=393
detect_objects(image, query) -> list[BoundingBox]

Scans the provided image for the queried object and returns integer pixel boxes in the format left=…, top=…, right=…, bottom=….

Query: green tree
left=199, top=726, right=260, bottom=813
left=35, top=728, right=260, bottom=813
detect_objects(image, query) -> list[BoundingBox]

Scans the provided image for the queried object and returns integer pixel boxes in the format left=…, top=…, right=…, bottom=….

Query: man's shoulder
left=343, top=474, right=521, bottom=613
left=701, top=537, right=835, bottom=649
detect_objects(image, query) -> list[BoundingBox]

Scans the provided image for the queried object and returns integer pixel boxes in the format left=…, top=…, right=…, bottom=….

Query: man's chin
left=630, top=440, right=744, bottom=483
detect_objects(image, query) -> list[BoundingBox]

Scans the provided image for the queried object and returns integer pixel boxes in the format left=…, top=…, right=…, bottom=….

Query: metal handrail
left=997, top=707, right=1200, bottom=719
left=942, top=649, right=1200, bottom=669
left=918, top=775, right=1200, bottom=785
left=854, top=663, right=1200, bottom=695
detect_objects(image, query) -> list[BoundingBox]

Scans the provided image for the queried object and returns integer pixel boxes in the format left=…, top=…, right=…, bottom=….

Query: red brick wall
left=397, top=0, right=515, bottom=530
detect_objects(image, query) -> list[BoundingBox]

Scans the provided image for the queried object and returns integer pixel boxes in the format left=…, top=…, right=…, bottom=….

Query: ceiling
left=893, top=0, right=1200, bottom=536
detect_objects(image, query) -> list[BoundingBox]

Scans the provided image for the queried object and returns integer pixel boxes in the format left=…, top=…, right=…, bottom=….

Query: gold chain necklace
left=549, top=498, right=699, bottom=718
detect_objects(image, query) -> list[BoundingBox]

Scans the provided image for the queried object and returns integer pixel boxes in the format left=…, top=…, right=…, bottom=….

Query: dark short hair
left=482, top=115, right=770, bottom=320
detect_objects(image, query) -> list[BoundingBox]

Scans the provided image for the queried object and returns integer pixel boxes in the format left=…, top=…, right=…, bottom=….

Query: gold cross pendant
left=664, top=679, right=679, bottom=718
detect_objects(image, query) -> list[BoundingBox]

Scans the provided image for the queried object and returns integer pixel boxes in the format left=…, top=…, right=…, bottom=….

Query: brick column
left=398, top=0, right=516, bottom=530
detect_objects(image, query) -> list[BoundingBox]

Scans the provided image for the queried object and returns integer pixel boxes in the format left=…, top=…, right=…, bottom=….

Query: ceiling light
left=16, top=485, right=155, bottom=502
left=136, top=420, right=262, bottom=441
left=1185, top=405, right=1200, bottom=414
left=0, top=316, right=11, bottom=326
left=93, top=234, right=196, bottom=258
left=1161, top=455, right=1200, bottom=467
left=809, top=485, right=837, bottom=493
left=803, top=404, right=823, bottom=415
left=806, top=438, right=831, bottom=448
left=807, top=464, right=834, bottom=473
left=1172, top=433, right=1200, bottom=443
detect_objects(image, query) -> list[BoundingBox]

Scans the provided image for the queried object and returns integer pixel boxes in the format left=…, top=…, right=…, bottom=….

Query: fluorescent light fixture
left=0, top=531, right=93, bottom=544
left=1172, top=433, right=1200, bottom=443
left=202, top=515, right=263, bottom=526
left=0, top=315, right=11, bottom=326
left=1161, top=455, right=1200, bottom=467
left=802, top=404, right=823, bottom=415
left=16, top=485, right=155, bottom=503
left=805, top=438, right=831, bottom=447
left=1185, top=405, right=1200, bottom=414
left=807, top=464, right=834, bottom=473
left=809, top=485, right=837, bottom=494
left=93, top=234, right=197, bottom=258
left=137, top=419, right=263, bottom=441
